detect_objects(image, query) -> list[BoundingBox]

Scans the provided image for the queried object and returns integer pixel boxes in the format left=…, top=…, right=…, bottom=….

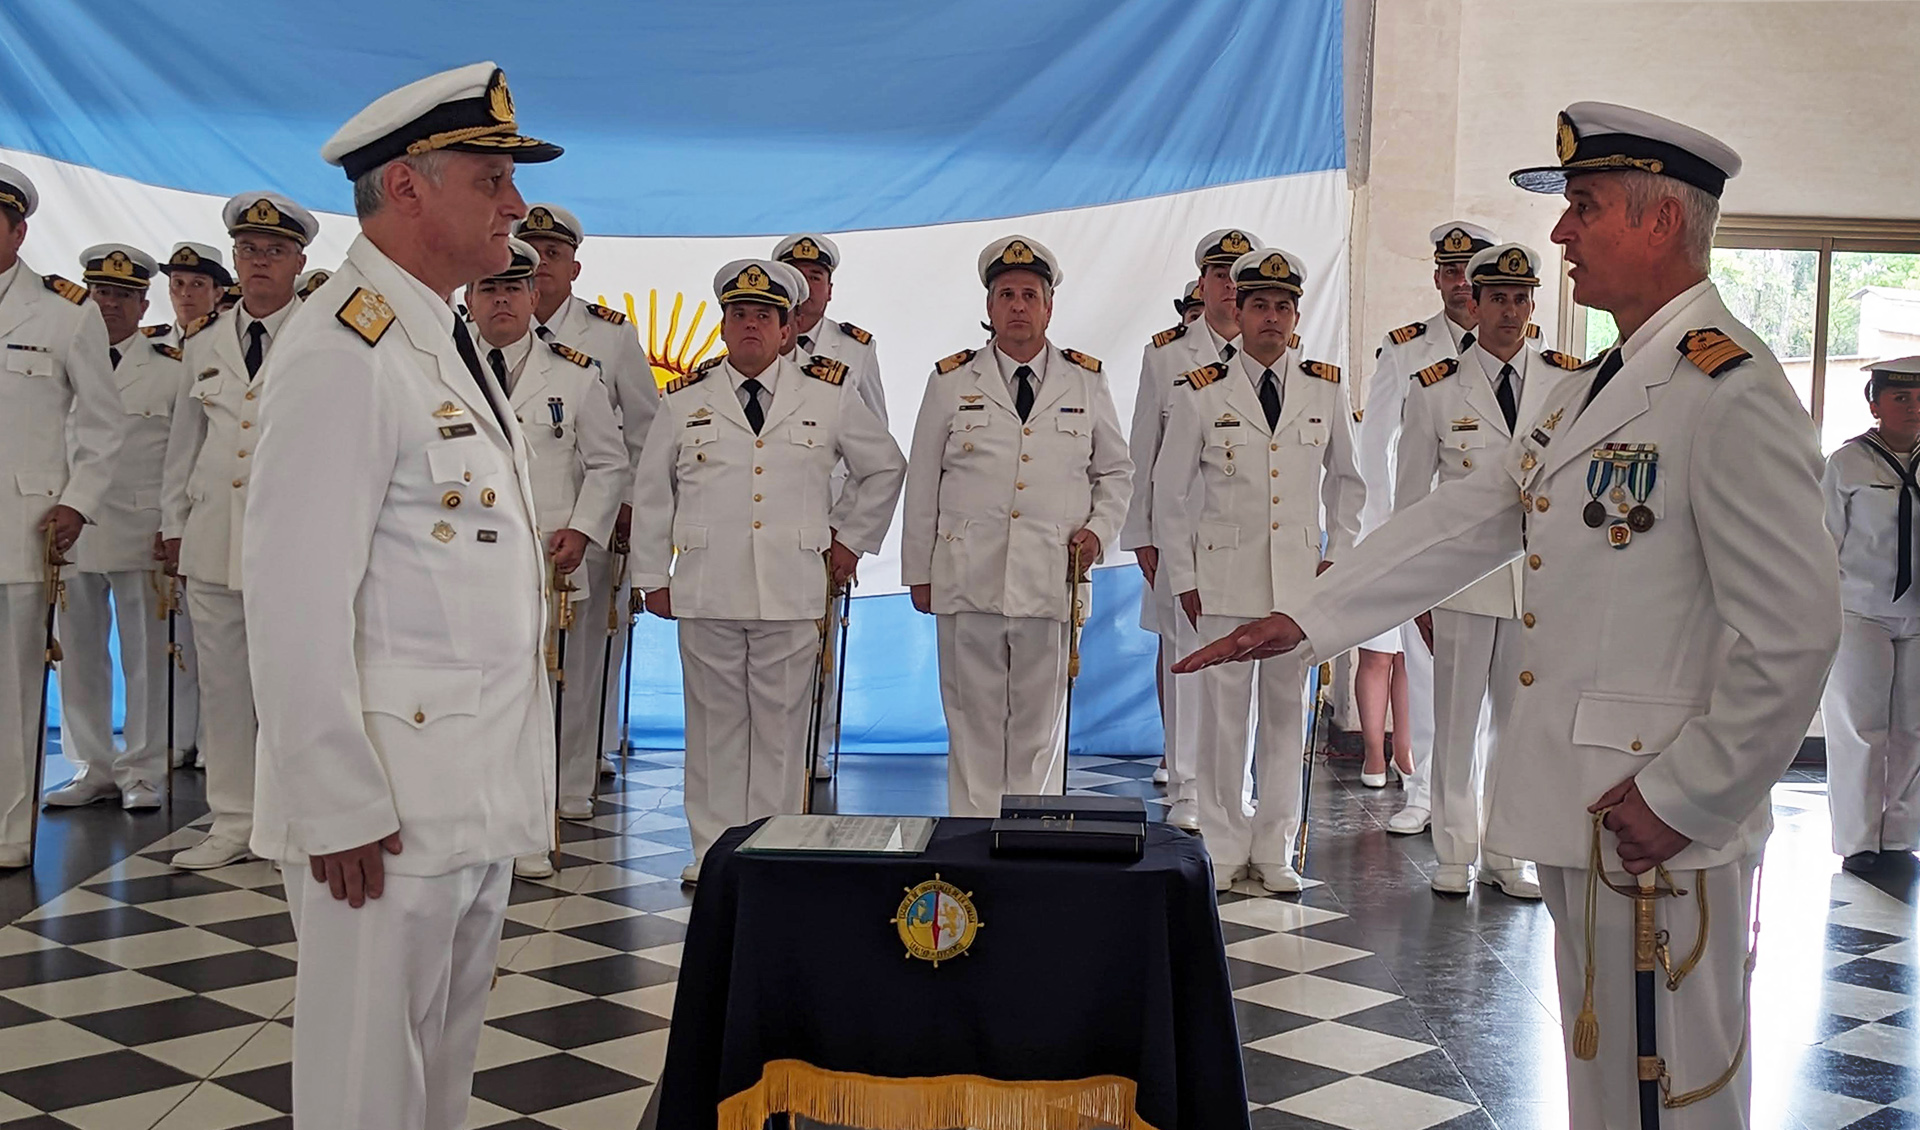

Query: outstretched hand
left=1172, top=613, right=1306, bottom=673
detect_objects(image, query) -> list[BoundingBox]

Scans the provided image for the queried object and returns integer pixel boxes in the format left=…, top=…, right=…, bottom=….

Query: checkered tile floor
left=0, top=754, right=1913, bottom=1129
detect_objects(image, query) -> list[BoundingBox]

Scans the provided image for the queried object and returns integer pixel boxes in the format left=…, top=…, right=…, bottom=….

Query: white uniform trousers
left=679, top=618, right=818, bottom=864
left=288, top=860, right=511, bottom=1130
left=1539, top=856, right=1757, bottom=1130
left=556, top=547, right=615, bottom=807
left=1148, top=572, right=1203, bottom=804
left=1400, top=619, right=1436, bottom=812
left=1194, top=613, right=1308, bottom=868
left=936, top=612, right=1069, bottom=818
left=185, top=580, right=255, bottom=845
left=58, top=571, right=165, bottom=789
left=174, top=603, right=202, bottom=754
left=0, top=583, right=49, bottom=851
left=1822, top=612, right=1920, bottom=856
left=1428, top=608, right=1521, bottom=869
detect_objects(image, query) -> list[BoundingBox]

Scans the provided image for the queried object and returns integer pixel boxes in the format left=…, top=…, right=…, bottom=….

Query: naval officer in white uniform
left=246, top=62, right=564, bottom=1129
left=1177, top=103, right=1841, bottom=1129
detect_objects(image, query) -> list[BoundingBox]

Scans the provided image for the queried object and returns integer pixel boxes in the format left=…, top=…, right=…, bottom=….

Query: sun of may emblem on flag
left=891, top=875, right=983, bottom=966
left=595, top=289, right=727, bottom=390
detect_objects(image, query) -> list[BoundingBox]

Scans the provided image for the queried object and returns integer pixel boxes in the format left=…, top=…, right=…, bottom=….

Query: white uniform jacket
left=1118, top=319, right=1239, bottom=555
left=1154, top=348, right=1364, bottom=620
left=0, top=263, right=119, bottom=585
left=539, top=293, right=657, bottom=485
left=797, top=315, right=887, bottom=425
left=1284, top=283, right=1840, bottom=870
left=629, top=353, right=906, bottom=621
left=162, top=307, right=282, bottom=589
left=243, top=235, right=555, bottom=874
left=505, top=335, right=628, bottom=556
left=1395, top=342, right=1578, bottom=618
left=1824, top=435, right=1920, bottom=621
left=75, top=328, right=190, bottom=574
left=901, top=342, right=1132, bottom=621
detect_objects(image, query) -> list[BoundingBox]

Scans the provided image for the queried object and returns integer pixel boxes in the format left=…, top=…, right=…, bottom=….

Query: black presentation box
left=998, top=794, right=1148, bottom=822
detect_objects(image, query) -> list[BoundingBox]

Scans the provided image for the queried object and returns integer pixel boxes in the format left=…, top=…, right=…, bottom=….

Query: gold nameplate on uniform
left=477, top=530, right=498, bottom=543
left=685, top=418, right=712, bottom=427
left=957, top=404, right=985, bottom=411
left=439, top=423, right=477, bottom=439
left=433, top=401, right=465, bottom=418
left=1451, top=417, right=1480, bottom=432
left=431, top=521, right=455, bottom=543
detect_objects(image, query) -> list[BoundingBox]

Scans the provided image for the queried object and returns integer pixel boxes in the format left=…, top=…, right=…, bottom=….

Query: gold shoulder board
left=153, top=343, right=183, bottom=361
left=805, top=355, right=849, bottom=385
left=664, top=369, right=709, bottom=395
left=1062, top=348, right=1102, bottom=372
left=935, top=348, right=976, bottom=375
left=1525, top=323, right=1542, bottom=340
left=586, top=302, right=628, bottom=326
left=334, top=288, right=395, bottom=347
left=1676, top=328, right=1751, bottom=378
left=182, top=310, right=221, bottom=339
left=44, top=274, right=86, bottom=305
left=549, top=341, right=595, bottom=368
left=1302, top=360, right=1341, bottom=383
left=838, top=320, right=872, bottom=345
left=1288, top=332, right=1301, bottom=350
left=140, top=323, right=171, bottom=338
left=1540, top=350, right=1585, bottom=371
left=1413, top=358, right=1458, bottom=386
left=1151, top=323, right=1188, bottom=349
left=1389, top=321, right=1428, bottom=346
left=1184, top=363, right=1225, bottom=390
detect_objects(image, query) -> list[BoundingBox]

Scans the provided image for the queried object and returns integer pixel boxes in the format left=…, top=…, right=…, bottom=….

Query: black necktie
left=741, top=377, right=766, bottom=433
left=487, top=348, right=508, bottom=393
left=1458, top=331, right=1475, bottom=353
left=109, top=347, right=121, bottom=369
left=1859, top=437, right=1920, bottom=600
left=1014, top=365, right=1035, bottom=421
left=1585, top=349, right=1624, bottom=408
left=451, top=317, right=510, bottom=432
left=244, top=321, right=266, bottom=379
left=535, top=324, right=553, bottom=341
left=1495, top=363, right=1519, bottom=431
left=1220, top=342, right=1237, bottom=363
left=1258, top=367, right=1282, bottom=429
left=798, top=334, right=814, bottom=353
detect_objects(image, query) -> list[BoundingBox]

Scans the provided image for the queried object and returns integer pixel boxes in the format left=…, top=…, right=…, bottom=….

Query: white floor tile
left=484, top=972, right=593, bottom=1020
left=1791, top=1087, right=1888, bottom=1130
left=1234, top=973, right=1401, bottom=1019
left=21, top=888, right=123, bottom=921
left=70, top=926, right=250, bottom=969
left=133, top=1023, right=267, bottom=1078
left=0, top=1019, right=121, bottom=1072
left=1225, top=931, right=1371, bottom=973
left=52, top=1082, right=197, bottom=1130
left=1820, top=1021, right=1920, bottom=1066
left=202, top=977, right=297, bottom=1019
left=501, top=932, right=622, bottom=973
left=1818, top=979, right=1913, bottom=1023
left=473, top=1023, right=557, bottom=1070
left=0, top=969, right=189, bottom=1018
left=503, top=894, right=639, bottom=932
left=0, top=924, right=59, bottom=958
left=1216, top=898, right=1348, bottom=934
left=211, top=1017, right=292, bottom=1075
left=570, top=1028, right=669, bottom=1081
left=149, top=1082, right=283, bottom=1129
left=1251, top=1020, right=1435, bottom=1074
left=532, top=1084, right=655, bottom=1130
left=1275, top=1076, right=1477, bottom=1130
left=139, top=889, right=289, bottom=927
left=604, top=980, right=676, bottom=1020
left=465, top=1096, right=524, bottom=1128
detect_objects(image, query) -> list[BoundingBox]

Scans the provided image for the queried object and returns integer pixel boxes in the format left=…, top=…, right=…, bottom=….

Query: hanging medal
left=1583, top=453, right=1612, bottom=528
left=1625, top=451, right=1658, bottom=532
left=548, top=396, right=565, bottom=439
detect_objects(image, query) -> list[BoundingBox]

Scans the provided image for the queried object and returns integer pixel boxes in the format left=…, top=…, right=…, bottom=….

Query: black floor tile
left=67, top=994, right=266, bottom=1045
left=217, top=1063, right=293, bottom=1113
left=15, top=905, right=181, bottom=945
left=1227, top=956, right=1288, bottom=991
left=200, top=913, right=297, bottom=948
left=468, top=1053, right=647, bottom=1115
left=1363, top=1047, right=1477, bottom=1103
left=1797, top=1049, right=1920, bottom=1107
left=143, top=949, right=299, bottom=993
left=1232, top=998, right=1318, bottom=1043
left=1831, top=957, right=1920, bottom=996
left=0, top=945, right=121, bottom=991
left=1847, top=1106, right=1920, bottom=1128
left=1238, top=1046, right=1348, bottom=1106
left=560, top=913, right=688, bottom=953
left=0, top=997, right=47, bottom=1029
left=80, top=871, right=238, bottom=905
left=0, top=1049, right=193, bottom=1109
left=487, top=997, right=670, bottom=1050
left=525, top=954, right=679, bottom=996
left=584, top=880, right=698, bottom=914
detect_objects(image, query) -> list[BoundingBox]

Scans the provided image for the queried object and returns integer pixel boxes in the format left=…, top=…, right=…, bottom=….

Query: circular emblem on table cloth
left=890, top=874, right=982, bottom=966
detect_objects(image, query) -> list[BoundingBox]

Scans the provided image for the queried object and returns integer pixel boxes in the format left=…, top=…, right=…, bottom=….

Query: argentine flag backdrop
left=3, top=0, right=1347, bottom=755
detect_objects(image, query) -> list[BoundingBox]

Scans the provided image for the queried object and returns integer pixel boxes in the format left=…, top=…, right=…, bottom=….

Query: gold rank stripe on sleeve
left=1389, top=321, right=1428, bottom=345
left=335, top=288, right=396, bottom=347
left=804, top=355, right=849, bottom=385
left=1677, top=328, right=1752, bottom=378
left=1526, top=323, right=1542, bottom=340
left=1288, top=332, right=1301, bottom=350
left=935, top=348, right=976, bottom=375
left=44, top=274, right=87, bottom=304
left=549, top=341, right=595, bottom=368
left=1301, top=359, right=1341, bottom=383
left=140, top=323, right=172, bottom=338
left=153, top=343, right=183, bottom=361
left=586, top=302, right=628, bottom=325
left=1151, top=323, right=1188, bottom=349
left=1413, top=358, right=1458, bottom=386
left=1062, top=348, right=1102, bottom=372
left=1183, top=362, right=1226, bottom=390
left=1540, top=349, right=1586, bottom=371
left=181, top=310, right=221, bottom=339
left=838, top=320, right=873, bottom=345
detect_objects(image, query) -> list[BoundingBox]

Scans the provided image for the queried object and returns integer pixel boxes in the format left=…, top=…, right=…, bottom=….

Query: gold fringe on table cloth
left=717, top=1059, right=1161, bottom=1130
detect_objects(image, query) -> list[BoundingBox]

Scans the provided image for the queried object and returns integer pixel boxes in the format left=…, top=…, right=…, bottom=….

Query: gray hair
left=1614, top=169, right=1719, bottom=271
left=351, top=150, right=451, bottom=220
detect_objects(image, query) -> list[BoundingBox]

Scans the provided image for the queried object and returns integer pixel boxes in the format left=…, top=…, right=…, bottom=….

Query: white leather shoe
left=172, top=834, right=253, bottom=871
left=1152, top=764, right=1169, bottom=785
left=1359, top=770, right=1388, bottom=789
left=680, top=862, right=701, bottom=885
left=558, top=797, right=595, bottom=822
left=513, top=853, right=555, bottom=879
left=1386, top=806, right=1431, bottom=835
left=1166, top=798, right=1200, bottom=831
left=0, top=844, right=27, bottom=869
left=1214, top=864, right=1247, bottom=892
left=598, top=754, right=618, bottom=777
left=44, top=771, right=119, bottom=808
left=1430, top=864, right=1474, bottom=894
left=1481, top=865, right=1543, bottom=900
left=1254, top=861, right=1303, bottom=893
left=120, top=782, right=162, bottom=811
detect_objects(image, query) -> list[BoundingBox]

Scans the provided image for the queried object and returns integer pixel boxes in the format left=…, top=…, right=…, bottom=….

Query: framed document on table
left=737, top=814, right=937, bottom=856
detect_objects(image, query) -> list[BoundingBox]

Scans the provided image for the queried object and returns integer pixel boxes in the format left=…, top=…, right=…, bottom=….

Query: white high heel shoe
left=1360, top=767, right=1388, bottom=788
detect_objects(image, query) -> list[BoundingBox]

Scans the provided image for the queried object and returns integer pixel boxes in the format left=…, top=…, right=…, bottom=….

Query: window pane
left=1710, top=247, right=1820, bottom=418
left=1823, top=251, right=1920, bottom=452
left=1584, top=307, right=1619, bottom=354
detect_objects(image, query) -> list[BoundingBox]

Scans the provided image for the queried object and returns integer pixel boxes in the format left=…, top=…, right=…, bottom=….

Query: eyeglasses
left=232, top=242, right=296, bottom=262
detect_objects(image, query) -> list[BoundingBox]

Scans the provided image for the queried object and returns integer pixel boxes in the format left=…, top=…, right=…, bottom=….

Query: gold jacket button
left=1523, top=612, right=1536, bottom=628
left=413, top=711, right=426, bottom=724
left=1519, top=671, right=1535, bottom=686
left=1023, top=427, right=1033, bottom=436
left=236, top=449, right=249, bottom=458
left=1528, top=554, right=1542, bottom=570
left=753, top=520, right=762, bottom=529
left=244, top=390, right=255, bottom=401
left=1631, top=740, right=1644, bottom=751
left=1270, top=443, right=1279, bottom=452
left=1271, top=522, right=1279, bottom=530
left=463, top=472, right=472, bottom=483
left=1270, top=469, right=1279, bottom=478
left=753, top=493, right=763, bottom=502
left=755, top=439, right=765, bottom=448
left=1011, top=509, right=1021, bottom=519
left=231, top=478, right=243, bottom=489
left=241, top=420, right=254, bottom=429
left=442, top=491, right=461, bottom=509
left=754, top=466, right=763, bottom=474
left=1021, top=453, right=1031, bottom=462
left=963, top=442, right=974, bottom=452
left=1536, top=496, right=1550, bottom=512
left=1016, top=482, right=1026, bottom=490
left=481, top=488, right=497, bottom=507
left=1462, top=458, right=1473, bottom=469
left=1272, top=495, right=1280, bottom=504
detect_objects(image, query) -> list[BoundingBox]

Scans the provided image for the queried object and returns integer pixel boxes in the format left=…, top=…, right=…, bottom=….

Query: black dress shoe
left=1842, top=851, right=1880, bottom=875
